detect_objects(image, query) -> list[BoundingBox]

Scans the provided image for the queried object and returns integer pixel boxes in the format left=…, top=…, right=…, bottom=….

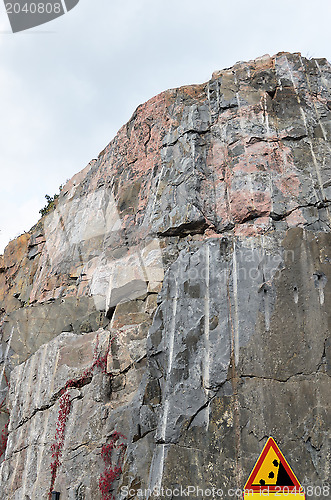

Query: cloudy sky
left=0, top=0, right=330, bottom=252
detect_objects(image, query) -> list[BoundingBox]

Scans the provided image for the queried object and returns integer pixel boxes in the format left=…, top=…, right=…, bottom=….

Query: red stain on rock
left=229, top=189, right=271, bottom=224
left=277, top=172, right=301, bottom=199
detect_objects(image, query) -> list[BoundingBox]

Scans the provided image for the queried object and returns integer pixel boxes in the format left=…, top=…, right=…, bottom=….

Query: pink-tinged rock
left=286, top=209, right=307, bottom=227
left=3, top=233, right=30, bottom=269
left=1, top=51, right=331, bottom=500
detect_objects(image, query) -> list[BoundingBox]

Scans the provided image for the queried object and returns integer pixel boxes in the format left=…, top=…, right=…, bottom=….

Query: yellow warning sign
left=243, top=437, right=305, bottom=499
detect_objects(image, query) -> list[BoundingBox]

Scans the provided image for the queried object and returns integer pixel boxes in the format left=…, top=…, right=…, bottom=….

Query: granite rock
left=0, top=52, right=330, bottom=499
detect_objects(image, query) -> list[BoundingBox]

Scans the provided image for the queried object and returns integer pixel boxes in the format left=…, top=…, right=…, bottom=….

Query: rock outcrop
left=0, top=52, right=330, bottom=500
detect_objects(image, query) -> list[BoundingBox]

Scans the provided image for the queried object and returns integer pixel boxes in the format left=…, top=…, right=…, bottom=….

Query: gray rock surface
left=0, top=52, right=330, bottom=499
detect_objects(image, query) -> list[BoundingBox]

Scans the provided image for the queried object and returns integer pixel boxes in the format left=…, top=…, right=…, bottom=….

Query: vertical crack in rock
left=159, top=280, right=178, bottom=445
left=226, top=253, right=242, bottom=489
left=203, top=242, right=210, bottom=413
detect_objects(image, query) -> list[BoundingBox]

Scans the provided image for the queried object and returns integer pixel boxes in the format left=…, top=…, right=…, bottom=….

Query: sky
left=0, top=0, right=330, bottom=253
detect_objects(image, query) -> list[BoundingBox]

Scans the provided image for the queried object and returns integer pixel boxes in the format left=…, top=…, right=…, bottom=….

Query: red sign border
left=245, top=437, right=303, bottom=492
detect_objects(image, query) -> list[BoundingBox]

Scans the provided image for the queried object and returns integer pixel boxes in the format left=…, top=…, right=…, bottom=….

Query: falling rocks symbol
left=4, top=0, right=80, bottom=33
left=244, top=437, right=306, bottom=499
left=276, top=461, right=296, bottom=486
left=257, top=460, right=295, bottom=487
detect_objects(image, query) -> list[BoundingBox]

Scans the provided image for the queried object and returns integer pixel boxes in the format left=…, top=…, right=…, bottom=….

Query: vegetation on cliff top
left=39, top=184, right=65, bottom=217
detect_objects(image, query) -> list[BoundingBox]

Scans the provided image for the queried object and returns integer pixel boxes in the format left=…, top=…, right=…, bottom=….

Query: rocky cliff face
left=0, top=52, right=330, bottom=500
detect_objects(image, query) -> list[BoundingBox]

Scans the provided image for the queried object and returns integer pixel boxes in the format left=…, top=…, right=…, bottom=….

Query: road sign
left=243, top=437, right=305, bottom=499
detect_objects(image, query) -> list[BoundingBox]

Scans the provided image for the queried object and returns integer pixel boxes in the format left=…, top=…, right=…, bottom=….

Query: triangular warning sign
left=245, top=437, right=303, bottom=492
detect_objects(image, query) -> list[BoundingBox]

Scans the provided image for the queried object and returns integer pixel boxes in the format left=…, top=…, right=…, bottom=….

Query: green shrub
left=39, top=184, right=64, bottom=217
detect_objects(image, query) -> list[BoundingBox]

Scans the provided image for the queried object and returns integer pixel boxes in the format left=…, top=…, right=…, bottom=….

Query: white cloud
left=0, top=196, right=42, bottom=252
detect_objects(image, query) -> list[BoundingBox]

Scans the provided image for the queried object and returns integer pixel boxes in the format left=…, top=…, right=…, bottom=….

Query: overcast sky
left=0, top=0, right=330, bottom=253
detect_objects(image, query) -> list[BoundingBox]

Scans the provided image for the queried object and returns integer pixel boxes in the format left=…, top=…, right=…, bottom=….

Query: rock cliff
left=0, top=52, right=330, bottom=500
